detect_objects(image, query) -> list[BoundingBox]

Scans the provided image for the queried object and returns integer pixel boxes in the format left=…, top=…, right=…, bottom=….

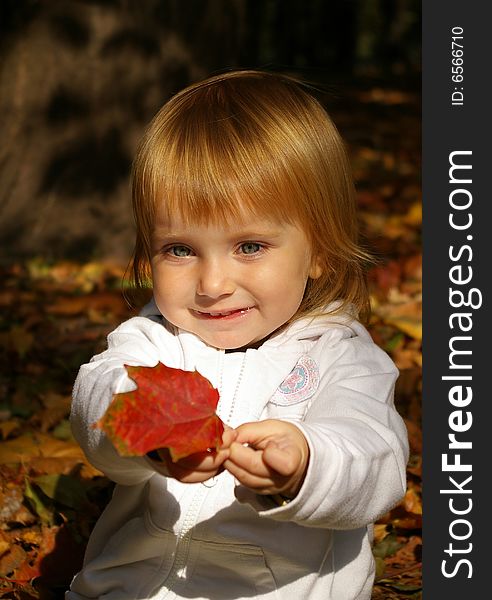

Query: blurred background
left=0, top=2, right=421, bottom=599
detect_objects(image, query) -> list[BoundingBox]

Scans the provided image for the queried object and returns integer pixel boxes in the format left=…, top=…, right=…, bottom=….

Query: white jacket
left=67, top=303, right=409, bottom=600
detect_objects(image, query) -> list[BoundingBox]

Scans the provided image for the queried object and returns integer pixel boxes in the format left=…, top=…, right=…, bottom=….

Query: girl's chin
left=194, top=328, right=276, bottom=351
left=202, top=336, right=257, bottom=351
left=191, top=329, right=261, bottom=351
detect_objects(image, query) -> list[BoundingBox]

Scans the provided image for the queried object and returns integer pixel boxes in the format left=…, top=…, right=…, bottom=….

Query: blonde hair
left=129, top=69, right=372, bottom=322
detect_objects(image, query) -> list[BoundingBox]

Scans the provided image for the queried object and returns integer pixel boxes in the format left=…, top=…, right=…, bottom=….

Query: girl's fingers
left=168, top=462, right=225, bottom=484
left=224, top=435, right=307, bottom=495
left=223, top=457, right=277, bottom=493
left=224, top=441, right=291, bottom=493
left=262, top=443, right=299, bottom=476
left=147, top=435, right=237, bottom=483
left=174, top=448, right=230, bottom=470
left=228, top=442, right=272, bottom=478
left=220, top=427, right=238, bottom=449
left=228, top=439, right=298, bottom=477
left=233, top=421, right=274, bottom=446
left=152, top=446, right=230, bottom=477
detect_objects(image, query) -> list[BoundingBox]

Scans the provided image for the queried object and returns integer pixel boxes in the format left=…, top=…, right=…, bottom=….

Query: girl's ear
left=309, top=256, right=323, bottom=279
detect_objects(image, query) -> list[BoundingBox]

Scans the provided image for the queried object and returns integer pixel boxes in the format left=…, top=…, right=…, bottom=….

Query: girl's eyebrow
left=228, top=228, right=284, bottom=239
left=152, top=230, right=185, bottom=239
left=153, top=226, right=285, bottom=240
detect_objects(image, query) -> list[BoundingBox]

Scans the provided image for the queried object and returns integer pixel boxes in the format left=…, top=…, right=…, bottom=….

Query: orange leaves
left=369, top=253, right=422, bottom=370
left=95, top=363, right=224, bottom=461
left=0, top=465, right=97, bottom=594
left=0, top=432, right=99, bottom=478
left=364, top=198, right=422, bottom=596
left=0, top=259, right=127, bottom=597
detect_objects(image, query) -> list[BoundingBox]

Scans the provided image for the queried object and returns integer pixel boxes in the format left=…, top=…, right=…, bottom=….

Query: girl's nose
left=196, top=258, right=235, bottom=299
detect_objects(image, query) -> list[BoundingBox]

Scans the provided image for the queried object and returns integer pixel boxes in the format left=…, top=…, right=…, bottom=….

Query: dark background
left=0, top=0, right=420, bottom=264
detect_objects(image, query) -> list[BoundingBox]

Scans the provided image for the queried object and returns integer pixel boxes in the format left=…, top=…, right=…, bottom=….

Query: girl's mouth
left=192, top=307, right=252, bottom=320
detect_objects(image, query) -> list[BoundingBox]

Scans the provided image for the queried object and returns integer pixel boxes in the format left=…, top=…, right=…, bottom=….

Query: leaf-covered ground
left=0, top=84, right=421, bottom=599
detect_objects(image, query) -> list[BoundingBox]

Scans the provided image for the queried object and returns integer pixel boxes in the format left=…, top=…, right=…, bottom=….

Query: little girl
left=67, top=70, right=409, bottom=600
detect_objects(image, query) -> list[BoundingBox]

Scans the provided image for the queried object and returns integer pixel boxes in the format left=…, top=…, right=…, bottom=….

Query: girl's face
left=150, top=208, right=321, bottom=350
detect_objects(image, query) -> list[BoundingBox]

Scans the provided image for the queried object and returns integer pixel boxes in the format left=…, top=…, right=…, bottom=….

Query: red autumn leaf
left=94, top=363, right=224, bottom=462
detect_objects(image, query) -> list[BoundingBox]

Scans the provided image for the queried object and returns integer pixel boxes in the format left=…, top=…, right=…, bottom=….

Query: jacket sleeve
left=246, top=336, right=409, bottom=529
left=70, top=317, right=167, bottom=485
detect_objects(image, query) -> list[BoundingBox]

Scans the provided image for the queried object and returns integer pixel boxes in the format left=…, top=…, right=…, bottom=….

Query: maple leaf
left=94, top=363, right=224, bottom=462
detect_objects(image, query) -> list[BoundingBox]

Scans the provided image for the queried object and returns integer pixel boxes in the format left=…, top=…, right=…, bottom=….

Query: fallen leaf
left=0, top=432, right=101, bottom=478
left=29, top=457, right=102, bottom=480
left=403, top=484, right=422, bottom=516
left=385, top=315, right=422, bottom=341
left=373, top=532, right=404, bottom=559
left=11, top=526, right=57, bottom=584
left=52, top=420, right=74, bottom=441
left=31, top=393, right=71, bottom=433
left=33, top=474, right=88, bottom=509
left=95, top=363, right=224, bottom=461
left=374, top=556, right=386, bottom=580
left=373, top=523, right=391, bottom=544
left=0, top=421, right=20, bottom=440
left=374, top=300, right=422, bottom=341
left=0, top=543, right=27, bottom=578
left=0, top=534, right=9, bottom=558
left=24, top=479, right=54, bottom=526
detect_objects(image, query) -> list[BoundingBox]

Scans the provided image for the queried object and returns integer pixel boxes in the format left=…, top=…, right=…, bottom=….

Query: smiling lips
left=192, top=307, right=252, bottom=320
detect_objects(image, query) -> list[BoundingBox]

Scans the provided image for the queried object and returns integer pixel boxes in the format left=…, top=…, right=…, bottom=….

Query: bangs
left=143, top=90, right=312, bottom=228
left=155, top=152, right=299, bottom=228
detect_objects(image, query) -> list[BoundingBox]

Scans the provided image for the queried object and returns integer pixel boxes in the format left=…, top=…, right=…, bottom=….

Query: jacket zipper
left=159, top=349, right=227, bottom=595
left=161, top=486, right=208, bottom=595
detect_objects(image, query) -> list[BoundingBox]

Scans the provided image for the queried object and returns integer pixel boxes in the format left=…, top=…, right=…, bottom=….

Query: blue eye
left=240, top=242, right=262, bottom=255
left=169, top=245, right=191, bottom=257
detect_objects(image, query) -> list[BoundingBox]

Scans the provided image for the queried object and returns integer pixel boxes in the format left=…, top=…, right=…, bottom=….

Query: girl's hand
left=224, top=419, right=309, bottom=499
left=147, top=427, right=237, bottom=483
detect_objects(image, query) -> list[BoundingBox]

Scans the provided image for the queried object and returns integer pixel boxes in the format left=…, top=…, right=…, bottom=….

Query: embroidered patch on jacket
left=270, top=355, right=320, bottom=406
